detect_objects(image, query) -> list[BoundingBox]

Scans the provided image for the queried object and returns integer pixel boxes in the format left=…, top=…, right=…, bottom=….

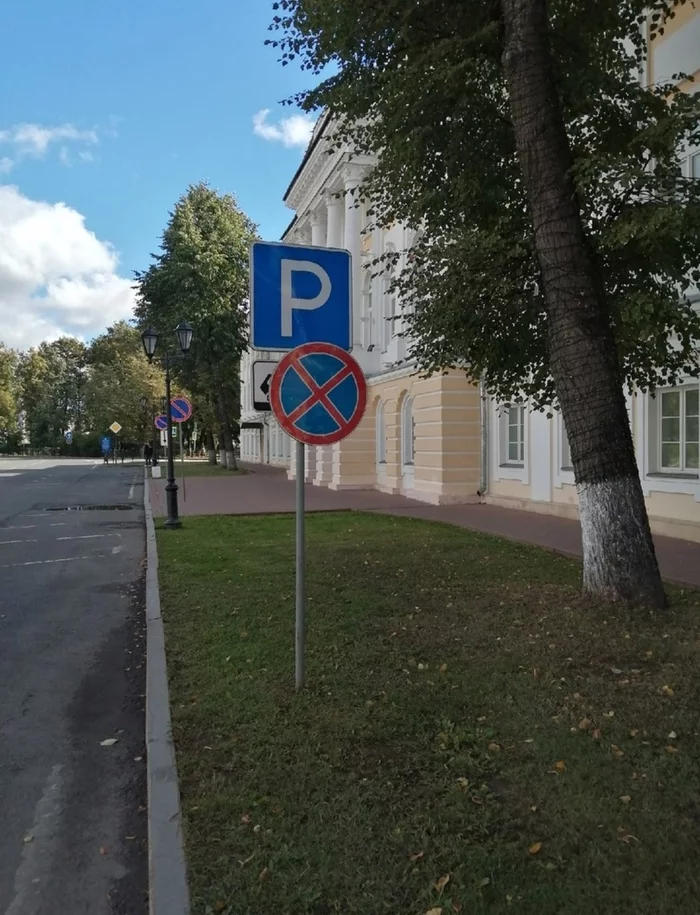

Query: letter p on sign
left=281, top=260, right=331, bottom=337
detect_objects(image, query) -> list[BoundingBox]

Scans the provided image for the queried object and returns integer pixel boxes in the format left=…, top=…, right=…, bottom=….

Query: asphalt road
left=0, top=458, right=148, bottom=915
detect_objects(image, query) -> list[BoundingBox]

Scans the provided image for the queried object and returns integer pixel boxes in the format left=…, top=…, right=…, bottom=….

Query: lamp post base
left=164, top=480, right=181, bottom=529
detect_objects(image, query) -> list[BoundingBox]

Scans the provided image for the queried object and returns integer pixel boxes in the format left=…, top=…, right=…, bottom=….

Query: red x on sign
left=270, top=342, right=367, bottom=446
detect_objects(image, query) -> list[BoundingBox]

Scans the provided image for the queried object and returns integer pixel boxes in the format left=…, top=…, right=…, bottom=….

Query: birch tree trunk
left=501, top=0, right=666, bottom=608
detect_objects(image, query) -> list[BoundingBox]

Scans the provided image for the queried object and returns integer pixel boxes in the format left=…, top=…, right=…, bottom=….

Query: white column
left=310, top=209, right=327, bottom=247
left=314, top=193, right=345, bottom=486
left=344, top=176, right=362, bottom=348
left=326, top=193, right=344, bottom=249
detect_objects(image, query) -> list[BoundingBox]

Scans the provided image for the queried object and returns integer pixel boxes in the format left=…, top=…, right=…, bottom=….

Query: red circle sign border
left=270, top=342, right=367, bottom=446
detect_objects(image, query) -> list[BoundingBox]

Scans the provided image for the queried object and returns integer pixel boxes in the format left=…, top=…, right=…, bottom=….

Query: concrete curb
left=144, top=471, right=191, bottom=915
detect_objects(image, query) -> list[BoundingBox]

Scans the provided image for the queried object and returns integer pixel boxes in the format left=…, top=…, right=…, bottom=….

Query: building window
left=376, top=401, right=386, bottom=465
left=660, top=387, right=699, bottom=472
left=502, top=403, right=525, bottom=465
left=692, top=152, right=700, bottom=179
left=401, top=396, right=415, bottom=467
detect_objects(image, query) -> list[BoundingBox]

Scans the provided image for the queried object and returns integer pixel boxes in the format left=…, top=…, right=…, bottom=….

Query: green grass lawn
left=157, top=513, right=700, bottom=915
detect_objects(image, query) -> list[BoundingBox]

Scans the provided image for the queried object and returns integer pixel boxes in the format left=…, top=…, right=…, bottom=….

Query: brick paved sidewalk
left=149, top=462, right=700, bottom=589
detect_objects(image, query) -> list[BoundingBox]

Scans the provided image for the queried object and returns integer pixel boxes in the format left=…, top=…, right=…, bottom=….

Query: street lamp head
left=176, top=321, right=194, bottom=355
left=141, top=327, right=158, bottom=362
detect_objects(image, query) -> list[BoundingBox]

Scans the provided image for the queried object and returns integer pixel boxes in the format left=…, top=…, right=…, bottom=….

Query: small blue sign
left=250, top=241, right=352, bottom=352
left=154, top=415, right=168, bottom=431
left=100, top=435, right=112, bottom=454
left=64, top=430, right=73, bottom=445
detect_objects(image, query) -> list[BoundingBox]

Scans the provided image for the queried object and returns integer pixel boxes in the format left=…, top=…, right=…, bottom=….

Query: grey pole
left=295, top=440, right=305, bottom=691
left=164, top=357, right=181, bottom=529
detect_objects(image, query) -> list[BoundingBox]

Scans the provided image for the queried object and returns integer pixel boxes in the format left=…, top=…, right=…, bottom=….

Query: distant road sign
left=250, top=241, right=352, bottom=352
left=154, top=414, right=168, bottom=431
left=170, top=396, right=192, bottom=424
left=100, top=435, right=112, bottom=454
left=64, top=430, right=73, bottom=445
left=252, top=360, right=277, bottom=412
left=270, top=342, right=367, bottom=446
left=109, top=422, right=122, bottom=435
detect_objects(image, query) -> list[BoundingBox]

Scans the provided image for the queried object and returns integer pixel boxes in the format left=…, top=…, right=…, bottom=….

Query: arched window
left=376, top=401, right=386, bottom=465
left=401, top=396, right=415, bottom=467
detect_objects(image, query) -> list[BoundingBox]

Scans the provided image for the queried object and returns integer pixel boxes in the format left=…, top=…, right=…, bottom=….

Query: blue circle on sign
left=279, top=352, right=359, bottom=436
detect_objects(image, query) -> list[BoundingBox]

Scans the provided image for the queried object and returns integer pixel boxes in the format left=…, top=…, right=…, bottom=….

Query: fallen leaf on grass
left=480, top=877, right=491, bottom=887
left=452, top=904, right=463, bottom=913
left=661, top=685, right=675, bottom=697
left=439, top=663, right=448, bottom=673
left=23, top=835, right=33, bottom=844
left=528, top=842, right=542, bottom=855
left=665, top=745, right=679, bottom=754
left=456, top=778, right=469, bottom=791
left=424, top=909, right=442, bottom=915
left=668, top=731, right=678, bottom=739
left=100, top=738, right=118, bottom=747
left=410, top=851, right=425, bottom=862
left=214, top=902, right=227, bottom=914
left=241, top=814, right=251, bottom=825
left=259, top=867, right=270, bottom=882
left=434, top=874, right=450, bottom=894
left=488, top=743, right=501, bottom=753
left=620, top=795, right=632, bottom=804
left=554, top=760, right=566, bottom=772
left=612, top=745, right=625, bottom=759
left=592, top=729, right=602, bottom=740
left=578, top=717, right=592, bottom=731
left=629, top=729, right=639, bottom=738
left=238, top=853, right=255, bottom=867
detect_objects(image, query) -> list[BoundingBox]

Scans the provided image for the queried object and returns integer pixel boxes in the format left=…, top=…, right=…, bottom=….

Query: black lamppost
left=141, top=322, right=193, bottom=529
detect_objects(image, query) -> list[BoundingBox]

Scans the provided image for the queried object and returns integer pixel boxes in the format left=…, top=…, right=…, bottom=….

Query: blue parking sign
left=250, top=241, right=352, bottom=352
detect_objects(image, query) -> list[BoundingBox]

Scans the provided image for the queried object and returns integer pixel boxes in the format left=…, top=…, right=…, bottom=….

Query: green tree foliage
left=0, top=344, right=19, bottom=450
left=270, top=0, right=700, bottom=608
left=270, top=0, right=700, bottom=402
left=17, top=338, right=88, bottom=450
left=134, top=182, right=256, bottom=468
left=84, top=321, right=165, bottom=444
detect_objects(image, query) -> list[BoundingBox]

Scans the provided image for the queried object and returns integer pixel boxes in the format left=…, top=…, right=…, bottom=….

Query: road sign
left=154, top=414, right=168, bottom=431
left=270, top=342, right=367, bottom=446
left=109, top=422, right=122, bottom=435
left=64, top=430, right=73, bottom=445
left=250, top=241, right=352, bottom=352
left=170, top=396, right=192, bottom=424
left=100, top=435, right=112, bottom=454
left=252, top=360, right=277, bottom=412
left=160, top=429, right=167, bottom=447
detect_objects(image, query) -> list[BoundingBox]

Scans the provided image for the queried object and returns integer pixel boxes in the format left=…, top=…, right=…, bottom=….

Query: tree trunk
left=215, top=389, right=238, bottom=471
left=205, top=428, right=217, bottom=465
left=500, top=0, right=666, bottom=608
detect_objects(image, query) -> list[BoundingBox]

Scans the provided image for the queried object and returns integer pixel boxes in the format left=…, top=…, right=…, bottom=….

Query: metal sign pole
left=179, top=422, right=186, bottom=502
left=295, top=440, right=305, bottom=691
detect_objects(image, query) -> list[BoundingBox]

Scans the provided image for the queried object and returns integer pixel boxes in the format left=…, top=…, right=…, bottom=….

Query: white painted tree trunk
left=207, top=448, right=217, bottom=466
left=578, top=478, right=666, bottom=606
left=225, top=450, right=237, bottom=471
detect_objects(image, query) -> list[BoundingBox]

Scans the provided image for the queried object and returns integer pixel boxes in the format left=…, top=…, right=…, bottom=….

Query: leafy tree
left=17, top=338, right=87, bottom=451
left=270, top=0, right=700, bottom=608
left=134, top=182, right=256, bottom=469
left=84, top=321, right=165, bottom=445
left=0, top=344, right=19, bottom=451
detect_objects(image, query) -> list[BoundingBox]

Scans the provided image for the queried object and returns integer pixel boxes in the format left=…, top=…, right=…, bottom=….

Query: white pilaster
left=343, top=175, right=362, bottom=348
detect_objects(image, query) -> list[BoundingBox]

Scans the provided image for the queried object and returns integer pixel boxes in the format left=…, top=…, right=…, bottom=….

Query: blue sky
left=0, top=0, right=317, bottom=349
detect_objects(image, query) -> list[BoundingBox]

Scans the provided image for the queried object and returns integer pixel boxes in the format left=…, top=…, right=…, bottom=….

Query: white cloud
left=0, top=185, right=135, bottom=351
left=0, top=122, right=99, bottom=172
left=252, top=108, right=316, bottom=148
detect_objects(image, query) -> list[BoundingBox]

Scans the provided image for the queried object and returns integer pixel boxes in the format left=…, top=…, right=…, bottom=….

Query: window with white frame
left=383, top=243, right=397, bottom=350
left=401, top=396, right=415, bottom=467
left=691, top=152, right=700, bottom=179
left=501, top=403, right=525, bottom=465
left=659, top=387, right=699, bottom=472
left=376, top=401, right=386, bottom=465
left=362, top=269, right=374, bottom=348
